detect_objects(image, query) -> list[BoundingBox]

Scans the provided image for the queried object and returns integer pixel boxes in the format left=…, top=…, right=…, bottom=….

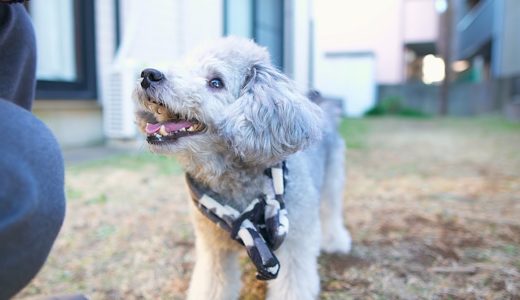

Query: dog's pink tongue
left=145, top=121, right=192, bottom=134
left=145, top=123, right=162, bottom=134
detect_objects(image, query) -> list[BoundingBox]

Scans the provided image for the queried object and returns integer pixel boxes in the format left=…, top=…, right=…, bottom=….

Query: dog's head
left=134, top=37, right=323, bottom=167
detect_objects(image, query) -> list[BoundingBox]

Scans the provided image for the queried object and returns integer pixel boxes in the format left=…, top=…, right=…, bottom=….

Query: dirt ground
left=16, top=117, right=520, bottom=300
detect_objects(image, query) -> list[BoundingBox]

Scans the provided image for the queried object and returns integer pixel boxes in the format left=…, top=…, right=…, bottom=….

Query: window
left=224, top=0, right=253, bottom=38
left=28, top=0, right=97, bottom=99
left=224, top=0, right=284, bottom=69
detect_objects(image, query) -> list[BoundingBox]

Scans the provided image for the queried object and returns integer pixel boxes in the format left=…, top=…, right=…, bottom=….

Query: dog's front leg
left=187, top=212, right=241, bottom=300
left=266, top=221, right=321, bottom=300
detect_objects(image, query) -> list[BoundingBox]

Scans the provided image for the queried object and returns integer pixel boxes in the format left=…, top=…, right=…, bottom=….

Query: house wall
left=314, top=0, right=439, bottom=85
left=497, top=0, right=520, bottom=78
left=182, top=0, right=224, bottom=54
left=378, top=81, right=498, bottom=116
left=35, top=0, right=312, bottom=147
left=35, top=0, right=225, bottom=148
left=403, top=0, right=438, bottom=43
left=114, top=0, right=222, bottom=67
left=285, top=0, right=312, bottom=90
left=33, top=0, right=115, bottom=149
left=95, top=0, right=117, bottom=109
left=33, top=100, right=103, bottom=148
left=314, top=0, right=403, bottom=85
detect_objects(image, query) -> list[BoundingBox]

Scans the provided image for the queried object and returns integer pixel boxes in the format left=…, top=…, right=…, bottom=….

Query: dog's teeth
left=180, top=128, right=186, bottom=132
left=159, top=125, right=168, bottom=136
left=187, top=126, right=194, bottom=132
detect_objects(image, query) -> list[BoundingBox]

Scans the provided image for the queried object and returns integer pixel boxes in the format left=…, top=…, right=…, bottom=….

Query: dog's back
left=304, top=91, right=344, bottom=190
left=304, top=91, right=352, bottom=253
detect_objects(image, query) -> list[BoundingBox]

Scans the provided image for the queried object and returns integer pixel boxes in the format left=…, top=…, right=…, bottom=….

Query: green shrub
left=365, top=96, right=429, bottom=118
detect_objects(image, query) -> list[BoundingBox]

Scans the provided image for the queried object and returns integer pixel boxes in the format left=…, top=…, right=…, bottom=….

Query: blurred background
left=16, top=0, right=520, bottom=299
left=26, top=0, right=520, bottom=148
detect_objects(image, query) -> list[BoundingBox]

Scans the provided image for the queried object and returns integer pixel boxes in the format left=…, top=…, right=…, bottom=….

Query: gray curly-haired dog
left=134, top=37, right=351, bottom=300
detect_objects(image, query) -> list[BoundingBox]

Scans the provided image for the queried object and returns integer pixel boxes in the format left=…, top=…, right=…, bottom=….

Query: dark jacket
left=0, top=3, right=65, bottom=299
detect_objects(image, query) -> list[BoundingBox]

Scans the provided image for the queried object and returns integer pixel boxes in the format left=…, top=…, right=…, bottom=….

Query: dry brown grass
left=16, top=117, right=520, bottom=299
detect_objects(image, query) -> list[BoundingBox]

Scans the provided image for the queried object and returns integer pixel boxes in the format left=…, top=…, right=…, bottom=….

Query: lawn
left=16, top=116, right=520, bottom=299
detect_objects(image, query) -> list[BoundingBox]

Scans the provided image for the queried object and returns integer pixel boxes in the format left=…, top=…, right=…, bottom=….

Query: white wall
left=285, top=0, right=312, bottom=90
left=95, top=0, right=117, bottom=106
left=182, top=0, right=224, bottom=54
left=34, top=101, right=103, bottom=148
left=114, top=0, right=223, bottom=67
left=314, top=0, right=404, bottom=84
left=315, top=54, right=376, bottom=116
left=115, top=0, right=183, bottom=69
left=403, top=0, right=439, bottom=43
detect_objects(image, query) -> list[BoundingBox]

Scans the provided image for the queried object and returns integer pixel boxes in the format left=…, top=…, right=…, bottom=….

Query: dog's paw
left=321, top=227, right=352, bottom=254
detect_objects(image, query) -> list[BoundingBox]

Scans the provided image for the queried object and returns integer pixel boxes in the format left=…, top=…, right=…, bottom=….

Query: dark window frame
left=223, top=0, right=284, bottom=70
left=33, top=0, right=97, bottom=100
left=115, top=0, right=121, bottom=50
left=223, top=0, right=254, bottom=38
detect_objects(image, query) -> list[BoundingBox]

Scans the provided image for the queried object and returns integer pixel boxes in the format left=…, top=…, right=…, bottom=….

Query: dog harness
left=185, top=162, right=289, bottom=280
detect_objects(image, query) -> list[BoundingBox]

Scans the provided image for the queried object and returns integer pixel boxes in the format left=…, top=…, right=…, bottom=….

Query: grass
left=339, top=115, right=519, bottom=149
left=338, top=118, right=371, bottom=149
left=68, top=152, right=183, bottom=176
left=16, top=116, right=520, bottom=300
left=439, top=115, right=520, bottom=132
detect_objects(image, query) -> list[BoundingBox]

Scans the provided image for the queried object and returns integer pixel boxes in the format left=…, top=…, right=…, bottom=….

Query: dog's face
left=134, top=37, right=323, bottom=167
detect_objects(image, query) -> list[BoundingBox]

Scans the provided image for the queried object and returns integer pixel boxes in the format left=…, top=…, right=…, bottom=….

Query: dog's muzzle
left=140, top=68, right=164, bottom=89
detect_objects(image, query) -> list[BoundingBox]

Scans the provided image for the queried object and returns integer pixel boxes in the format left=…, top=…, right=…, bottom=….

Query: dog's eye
left=209, top=78, right=224, bottom=89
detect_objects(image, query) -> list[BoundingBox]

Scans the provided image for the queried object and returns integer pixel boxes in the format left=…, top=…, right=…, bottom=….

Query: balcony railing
left=456, top=0, right=495, bottom=59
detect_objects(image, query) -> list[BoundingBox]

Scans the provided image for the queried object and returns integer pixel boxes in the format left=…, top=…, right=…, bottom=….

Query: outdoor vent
left=103, top=66, right=140, bottom=139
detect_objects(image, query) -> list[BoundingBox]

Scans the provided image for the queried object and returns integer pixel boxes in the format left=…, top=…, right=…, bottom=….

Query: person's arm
left=0, top=99, right=66, bottom=299
left=0, top=1, right=26, bottom=3
left=0, top=2, right=36, bottom=110
left=0, top=2, right=66, bottom=298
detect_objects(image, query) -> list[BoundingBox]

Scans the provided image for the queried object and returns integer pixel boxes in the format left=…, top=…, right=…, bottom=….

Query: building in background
left=30, top=0, right=313, bottom=148
left=313, top=0, right=520, bottom=117
left=453, top=0, right=520, bottom=119
left=313, top=0, right=441, bottom=116
left=29, top=0, right=100, bottom=148
left=28, top=0, right=520, bottom=148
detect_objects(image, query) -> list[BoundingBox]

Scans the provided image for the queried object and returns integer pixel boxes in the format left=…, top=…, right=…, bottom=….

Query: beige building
left=315, top=0, right=440, bottom=85
left=313, top=0, right=442, bottom=115
left=313, top=0, right=520, bottom=117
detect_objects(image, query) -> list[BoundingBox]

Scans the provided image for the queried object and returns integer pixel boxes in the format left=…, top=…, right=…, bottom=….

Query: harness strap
left=185, top=162, right=288, bottom=280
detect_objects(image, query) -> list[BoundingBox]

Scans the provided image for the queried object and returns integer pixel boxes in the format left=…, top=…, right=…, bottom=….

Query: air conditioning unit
left=103, top=65, right=140, bottom=139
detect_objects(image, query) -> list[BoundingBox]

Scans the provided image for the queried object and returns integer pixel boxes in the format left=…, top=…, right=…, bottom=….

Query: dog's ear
left=220, top=62, right=323, bottom=165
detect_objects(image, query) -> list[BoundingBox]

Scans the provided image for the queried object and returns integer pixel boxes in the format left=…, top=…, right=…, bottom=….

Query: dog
left=134, top=37, right=351, bottom=300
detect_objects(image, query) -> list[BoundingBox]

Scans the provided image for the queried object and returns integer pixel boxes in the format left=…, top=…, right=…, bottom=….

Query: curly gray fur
left=133, top=37, right=351, bottom=300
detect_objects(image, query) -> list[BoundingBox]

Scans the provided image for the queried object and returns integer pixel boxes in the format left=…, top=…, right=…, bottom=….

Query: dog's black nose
left=140, top=68, right=164, bottom=89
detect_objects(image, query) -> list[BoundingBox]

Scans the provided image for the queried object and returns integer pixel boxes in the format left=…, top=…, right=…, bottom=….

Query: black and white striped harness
left=185, top=162, right=289, bottom=280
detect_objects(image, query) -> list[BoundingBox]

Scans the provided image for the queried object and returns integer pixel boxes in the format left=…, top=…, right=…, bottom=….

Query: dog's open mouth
left=143, top=99, right=206, bottom=145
